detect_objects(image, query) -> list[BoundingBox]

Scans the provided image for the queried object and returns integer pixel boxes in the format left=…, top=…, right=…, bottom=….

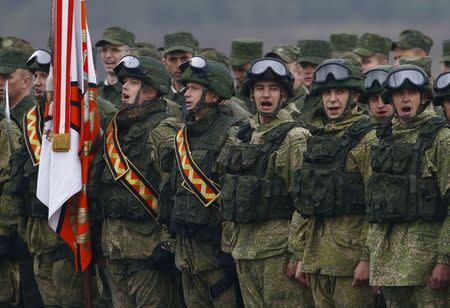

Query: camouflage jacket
left=0, top=94, right=34, bottom=238
left=291, top=107, right=376, bottom=277
left=222, top=108, right=311, bottom=260
left=98, top=80, right=122, bottom=108
left=366, top=105, right=450, bottom=286
left=89, top=98, right=180, bottom=260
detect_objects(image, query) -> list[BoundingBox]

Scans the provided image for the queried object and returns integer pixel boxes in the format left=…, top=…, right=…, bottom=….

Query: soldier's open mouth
left=402, top=106, right=412, bottom=113
left=328, top=106, right=340, bottom=112
left=122, top=94, right=130, bottom=100
left=260, top=102, right=273, bottom=111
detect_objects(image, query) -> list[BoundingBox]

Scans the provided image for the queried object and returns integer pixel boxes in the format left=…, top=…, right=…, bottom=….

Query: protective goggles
left=248, top=58, right=289, bottom=77
left=26, top=49, right=51, bottom=66
left=115, top=55, right=148, bottom=75
left=386, top=69, right=427, bottom=89
left=363, top=69, right=389, bottom=89
left=435, top=72, right=450, bottom=90
left=179, top=56, right=209, bottom=77
left=314, top=62, right=351, bottom=84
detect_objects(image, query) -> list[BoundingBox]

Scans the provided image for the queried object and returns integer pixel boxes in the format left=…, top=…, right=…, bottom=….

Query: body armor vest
left=366, top=117, right=449, bottom=223
left=91, top=104, right=168, bottom=221
left=295, top=119, right=375, bottom=217
left=167, top=112, right=239, bottom=238
left=220, top=122, right=302, bottom=223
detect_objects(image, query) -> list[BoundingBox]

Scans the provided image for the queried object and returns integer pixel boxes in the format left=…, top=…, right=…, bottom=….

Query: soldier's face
left=368, top=95, right=393, bottom=120
left=321, top=88, right=351, bottom=119
left=163, top=51, right=193, bottom=81
left=442, top=99, right=450, bottom=121
left=393, top=48, right=425, bottom=66
left=361, top=55, right=387, bottom=74
left=33, top=71, right=48, bottom=97
left=0, top=69, right=31, bottom=102
left=441, top=62, right=450, bottom=73
left=251, top=81, right=286, bottom=114
left=184, top=82, right=218, bottom=111
left=121, top=77, right=142, bottom=104
left=231, top=63, right=250, bottom=85
left=298, top=62, right=317, bottom=87
left=391, top=88, right=422, bottom=118
left=99, top=43, right=131, bottom=74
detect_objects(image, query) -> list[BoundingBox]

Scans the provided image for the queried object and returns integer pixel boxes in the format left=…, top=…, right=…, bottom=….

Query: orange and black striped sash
left=23, top=106, right=43, bottom=166
left=174, top=126, right=220, bottom=207
left=103, top=117, right=159, bottom=219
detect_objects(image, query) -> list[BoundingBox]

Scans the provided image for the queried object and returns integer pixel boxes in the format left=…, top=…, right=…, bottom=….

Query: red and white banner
left=37, top=0, right=99, bottom=272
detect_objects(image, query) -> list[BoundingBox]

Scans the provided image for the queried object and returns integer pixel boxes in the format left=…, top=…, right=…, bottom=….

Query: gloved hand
left=152, top=241, right=174, bottom=270
left=208, top=252, right=237, bottom=300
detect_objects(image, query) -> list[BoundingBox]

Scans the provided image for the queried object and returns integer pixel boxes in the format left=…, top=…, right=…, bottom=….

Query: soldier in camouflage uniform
left=440, top=40, right=450, bottom=73
left=229, top=39, right=263, bottom=113
left=391, top=29, right=433, bottom=66
left=265, top=45, right=301, bottom=90
left=159, top=56, right=243, bottom=307
left=329, top=33, right=359, bottom=58
left=162, top=32, right=198, bottom=106
left=359, top=65, right=394, bottom=123
left=353, top=33, right=391, bottom=73
left=365, top=64, right=450, bottom=307
left=218, top=57, right=314, bottom=307
left=290, top=59, right=377, bottom=307
left=293, top=40, right=331, bottom=127
left=434, top=71, right=450, bottom=121
left=0, top=48, right=37, bottom=306
left=89, top=55, right=182, bottom=308
left=95, top=26, right=135, bottom=107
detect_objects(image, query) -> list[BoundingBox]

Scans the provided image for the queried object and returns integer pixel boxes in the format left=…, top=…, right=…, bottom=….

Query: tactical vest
left=366, top=117, right=449, bottom=223
left=294, top=119, right=375, bottom=217
left=168, top=112, right=239, bottom=238
left=220, top=122, right=302, bottom=223
left=94, top=107, right=168, bottom=221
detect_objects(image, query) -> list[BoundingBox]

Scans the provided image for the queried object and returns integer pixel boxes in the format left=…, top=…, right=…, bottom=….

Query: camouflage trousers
left=0, top=259, right=19, bottom=306
left=310, top=274, right=375, bottom=308
left=33, top=252, right=83, bottom=307
left=382, top=286, right=449, bottom=308
left=106, top=258, right=182, bottom=308
left=236, top=253, right=314, bottom=308
left=181, top=267, right=238, bottom=308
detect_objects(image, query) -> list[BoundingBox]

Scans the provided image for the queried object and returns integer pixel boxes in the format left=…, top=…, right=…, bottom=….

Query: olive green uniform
left=220, top=108, right=314, bottom=307
left=0, top=94, right=34, bottom=306
left=161, top=107, right=241, bottom=308
left=365, top=105, right=450, bottom=307
left=97, top=80, right=122, bottom=108
left=89, top=99, right=181, bottom=308
left=291, top=108, right=377, bottom=308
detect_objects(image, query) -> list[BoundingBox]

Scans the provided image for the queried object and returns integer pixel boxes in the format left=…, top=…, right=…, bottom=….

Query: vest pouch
left=220, top=174, right=238, bottom=221
left=305, top=136, right=340, bottom=163
left=267, top=176, right=294, bottom=220
left=172, top=191, right=213, bottom=226
left=389, top=144, right=414, bottom=174
left=223, top=145, right=243, bottom=173
left=235, top=175, right=267, bottom=223
left=241, top=143, right=263, bottom=170
left=418, top=178, right=447, bottom=221
left=341, top=172, right=366, bottom=215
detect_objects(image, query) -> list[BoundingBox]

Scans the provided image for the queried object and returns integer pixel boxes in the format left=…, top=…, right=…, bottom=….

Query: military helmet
left=178, top=56, right=234, bottom=100
left=310, top=59, right=363, bottom=96
left=433, top=71, right=450, bottom=105
left=26, top=49, right=51, bottom=74
left=241, top=57, right=294, bottom=98
left=359, top=65, right=392, bottom=104
left=114, top=55, right=170, bottom=95
left=382, top=64, right=433, bottom=104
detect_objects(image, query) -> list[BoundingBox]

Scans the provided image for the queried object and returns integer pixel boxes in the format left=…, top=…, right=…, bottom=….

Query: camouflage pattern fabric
left=382, top=286, right=449, bottom=308
left=98, top=81, right=122, bottom=108
left=366, top=105, right=450, bottom=287
left=310, top=274, right=375, bottom=308
left=236, top=254, right=314, bottom=308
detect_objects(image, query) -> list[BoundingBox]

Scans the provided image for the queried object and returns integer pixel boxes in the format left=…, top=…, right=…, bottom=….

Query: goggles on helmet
left=386, top=69, right=427, bottom=89
left=248, top=58, right=289, bottom=77
left=363, top=69, right=389, bottom=89
left=26, top=49, right=51, bottom=66
left=314, top=62, right=351, bottom=84
left=435, top=72, right=450, bottom=90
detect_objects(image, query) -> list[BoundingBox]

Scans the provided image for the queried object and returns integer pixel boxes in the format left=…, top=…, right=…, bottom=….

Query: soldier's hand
left=372, top=286, right=382, bottom=295
left=428, top=263, right=450, bottom=289
left=352, top=260, right=370, bottom=288
left=294, top=260, right=310, bottom=285
left=286, top=261, right=297, bottom=278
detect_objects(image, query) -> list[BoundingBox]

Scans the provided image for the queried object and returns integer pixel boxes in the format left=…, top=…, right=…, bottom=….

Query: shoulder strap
left=339, top=118, right=376, bottom=167
left=415, top=117, right=449, bottom=170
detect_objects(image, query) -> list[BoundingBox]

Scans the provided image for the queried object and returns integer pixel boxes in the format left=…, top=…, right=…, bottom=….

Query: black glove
left=0, top=236, right=12, bottom=258
left=152, top=241, right=174, bottom=270
left=208, top=252, right=237, bottom=300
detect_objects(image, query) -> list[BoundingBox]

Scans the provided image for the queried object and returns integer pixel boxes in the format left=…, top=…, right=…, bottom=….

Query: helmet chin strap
left=183, top=87, right=215, bottom=123
left=119, top=86, right=144, bottom=118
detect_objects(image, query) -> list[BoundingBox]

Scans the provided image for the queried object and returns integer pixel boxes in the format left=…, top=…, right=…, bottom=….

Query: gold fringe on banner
left=52, top=133, right=70, bottom=152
